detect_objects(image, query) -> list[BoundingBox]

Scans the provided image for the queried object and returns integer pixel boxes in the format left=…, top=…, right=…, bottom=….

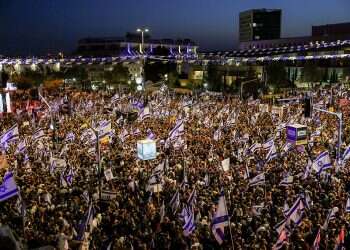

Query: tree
left=265, top=62, right=288, bottom=90
left=206, top=63, right=222, bottom=91
left=302, top=62, right=322, bottom=83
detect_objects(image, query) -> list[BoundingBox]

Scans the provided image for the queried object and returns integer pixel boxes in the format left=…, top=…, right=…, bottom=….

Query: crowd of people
left=0, top=85, right=350, bottom=250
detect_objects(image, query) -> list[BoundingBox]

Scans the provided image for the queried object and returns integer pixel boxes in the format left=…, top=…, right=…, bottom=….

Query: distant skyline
left=1, top=0, right=350, bottom=56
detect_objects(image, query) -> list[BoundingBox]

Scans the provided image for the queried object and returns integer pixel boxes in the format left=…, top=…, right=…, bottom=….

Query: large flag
left=322, top=207, right=338, bottom=230
left=97, top=120, right=112, bottom=140
left=211, top=189, right=229, bottom=245
left=169, top=190, right=180, bottom=214
left=285, top=197, right=305, bottom=225
left=187, top=188, right=197, bottom=208
left=249, top=173, right=265, bottom=187
left=312, top=151, right=332, bottom=174
left=183, top=207, right=196, bottom=237
left=266, top=142, right=278, bottom=162
left=0, top=172, right=19, bottom=202
left=76, top=201, right=95, bottom=241
left=0, top=124, right=19, bottom=146
left=169, top=120, right=184, bottom=141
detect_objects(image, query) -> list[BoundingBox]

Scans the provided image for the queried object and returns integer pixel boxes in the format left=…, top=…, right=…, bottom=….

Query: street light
left=136, top=28, right=149, bottom=53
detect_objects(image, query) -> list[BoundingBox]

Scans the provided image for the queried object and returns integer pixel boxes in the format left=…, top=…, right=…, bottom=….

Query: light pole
left=136, top=28, right=149, bottom=90
left=136, top=28, right=149, bottom=54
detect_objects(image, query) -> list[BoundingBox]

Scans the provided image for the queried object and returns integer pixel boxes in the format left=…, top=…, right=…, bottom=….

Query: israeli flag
left=282, top=142, right=294, bottom=153
left=246, top=143, right=261, bottom=155
left=249, top=173, right=265, bottom=187
left=16, top=140, right=26, bottom=154
left=322, top=207, right=338, bottom=230
left=169, top=120, right=184, bottom=141
left=211, top=189, right=229, bottom=245
left=285, top=197, right=305, bottom=225
left=346, top=198, right=350, bottom=213
left=111, top=93, right=120, bottom=103
left=0, top=172, right=19, bottom=202
left=279, top=176, right=293, bottom=187
left=139, top=107, right=151, bottom=121
left=263, top=138, right=274, bottom=150
left=97, top=120, right=112, bottom=139
left=0, top=124, right=19, bottom=146
left=187, top=188, right=197, bottom=208
left=312, top=151, right=332, bottom=174
left=32, top=128, right=45, bottom=141
left=266, top=143, right=278, bottom=162
left=65, top=168, right=74, bottom=186
left=342, top=145, right=350, bottom=163
left=169, top=190, right=180, bottom=214
left=65, top=132, right=75, bottom=142
left=147, top=129, right=156, bottom=140
left=183, top=207, right=196, bottom=237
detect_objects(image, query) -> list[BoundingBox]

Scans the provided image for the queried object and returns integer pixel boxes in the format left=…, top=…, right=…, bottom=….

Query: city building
left=312, top=22, right=350, bottom=37
left=239, top=9, right=282, bottom=43
left=240, top=21, right=350, bottom=50
left=76, top=33, right=198, bottom=57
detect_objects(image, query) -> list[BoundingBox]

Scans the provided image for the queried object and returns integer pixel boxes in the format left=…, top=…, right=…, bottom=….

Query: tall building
left=312, top=22, right=350, bottom=37
left=239, top=9, right=282, bottom=43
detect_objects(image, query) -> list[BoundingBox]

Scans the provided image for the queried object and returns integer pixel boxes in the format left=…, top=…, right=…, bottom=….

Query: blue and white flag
left=263, top=138, right=274, bottom=150
left=183, top=207, right=196, bottom=237
left=111, top=93, right=120, bottom=103
left=169, top=120, right=184, bottom=141
left=0, top=124, right=19, bottom=146
left=65, top=132, right=75, bottom=142
left=322, top=207, right=338, bottom=230
left=246, top=143, right=261, bottom=155
left=139, top=107, right=151, bottom=121
left=16, top=140, right=26, bottom=154
left=169, top=190, right=180, bottom=214
left=76, top=201, right=95, bottom=241
left=147, top=129, right=156, bottom=140
left=187, top=188, right=197, bottom=208
left=133, top=128, right=141, bottom=136
left=312, top=151, right=332, bottom=174
left=0, top=172, right=19, bottom=202
left=282, top=142, right=294, bottom=153
left=32, top=128, right=45, bottom=141
left=285, top=197, right=305, bottom=225
left=279, top=175, right=293, bottom=187
left=342, top=145, right=350, bottom=163
left=346, top=198, right=350, bottom=213
left=211, top=189, right=229, bottom=245
left=249, top=173, right=265, bottom=187
left=302, top=159, right=312, bottom=180
left=65, top=168, right=74, bottom=186
left=97, top=120, right=112, bottom=140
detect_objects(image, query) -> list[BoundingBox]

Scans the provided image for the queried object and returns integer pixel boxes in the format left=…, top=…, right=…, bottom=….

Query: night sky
left=1, top=0, right=349, bottom=56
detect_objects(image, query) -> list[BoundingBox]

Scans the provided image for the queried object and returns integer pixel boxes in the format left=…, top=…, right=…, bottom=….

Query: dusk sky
left=1, top=0, right=350, bottom=56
